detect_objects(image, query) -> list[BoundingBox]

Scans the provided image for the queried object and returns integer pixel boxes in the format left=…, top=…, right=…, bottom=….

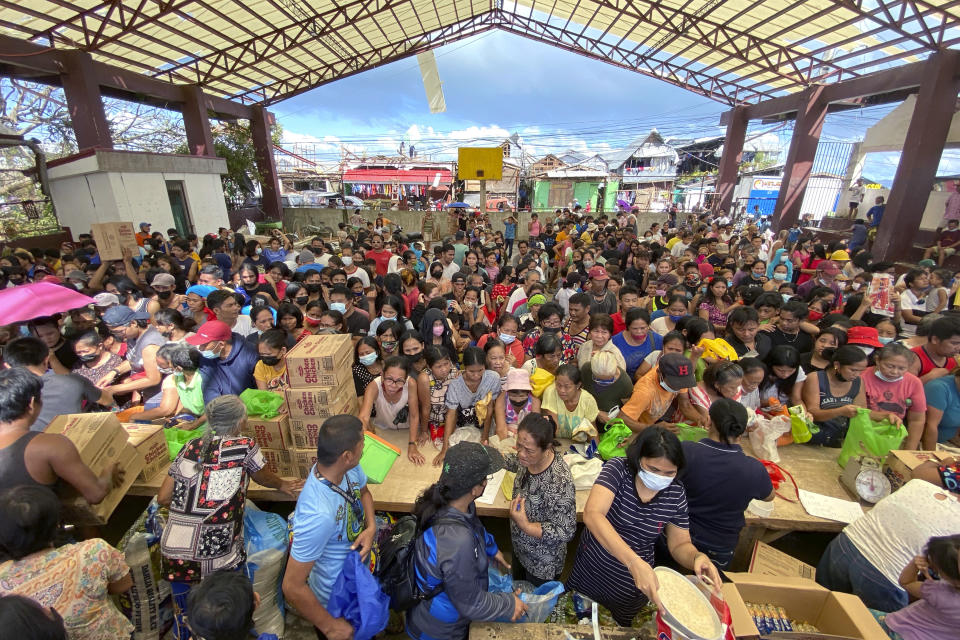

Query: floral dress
left=0, top=538, right=133, bottom=640
left=160, top=435, right=265, bottom=583
left=426, top=368, right=459, bottom=444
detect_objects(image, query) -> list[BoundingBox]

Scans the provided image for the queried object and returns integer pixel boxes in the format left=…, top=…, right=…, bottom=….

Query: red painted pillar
left=251, top=105, right=282, bottom=220
left=874, top=51, right=960, bottom=262
left=715, top=105, right=748, bottom=215
left=59, top=50, right=113, bottom=150
left=772, top=86, right=827, bottom=231
left=181, top=85, right=215, bottom=156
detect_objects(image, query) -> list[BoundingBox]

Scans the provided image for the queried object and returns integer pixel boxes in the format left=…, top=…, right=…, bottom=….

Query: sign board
left=91, top=222, right=139, bottom=261
left=458, top=147, right=503, bottom=181
left=748, top=178, right=782, bottom=216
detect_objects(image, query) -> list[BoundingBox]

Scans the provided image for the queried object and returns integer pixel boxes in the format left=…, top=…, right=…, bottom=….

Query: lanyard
left=316, top=469, right=365, bottom=522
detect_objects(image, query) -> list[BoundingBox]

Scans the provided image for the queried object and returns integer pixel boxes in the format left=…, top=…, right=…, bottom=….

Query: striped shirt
left=566, top=457, right=689, bottom=625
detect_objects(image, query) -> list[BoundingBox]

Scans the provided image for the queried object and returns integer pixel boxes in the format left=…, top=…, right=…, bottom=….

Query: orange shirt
left=622, top=366, right=677, bottom=426
left=135, top=231, right=151, bottom=247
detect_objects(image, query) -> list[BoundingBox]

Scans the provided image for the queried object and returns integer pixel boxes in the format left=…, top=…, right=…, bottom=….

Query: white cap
left=93, top=292, right=120, bottom=307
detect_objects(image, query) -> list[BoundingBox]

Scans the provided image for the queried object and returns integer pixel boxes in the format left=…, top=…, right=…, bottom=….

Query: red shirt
left=366, top=249, right=393, bottom=276
left=940, top=229, right=960, bottom=247
left=611, top=311, right=626, bottom=335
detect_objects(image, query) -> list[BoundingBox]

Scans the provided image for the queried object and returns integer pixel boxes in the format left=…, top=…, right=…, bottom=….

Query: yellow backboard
left=458, top=147, right=503, bottom=181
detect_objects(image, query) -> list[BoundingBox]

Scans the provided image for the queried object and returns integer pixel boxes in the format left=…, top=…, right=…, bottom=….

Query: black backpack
left=376, top=514, right=463, bottom=611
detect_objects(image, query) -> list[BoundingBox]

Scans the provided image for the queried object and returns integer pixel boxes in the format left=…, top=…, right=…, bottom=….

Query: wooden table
left=469, top=622, right=637, bottom=640
left=128, top=427, right=857, bottom=531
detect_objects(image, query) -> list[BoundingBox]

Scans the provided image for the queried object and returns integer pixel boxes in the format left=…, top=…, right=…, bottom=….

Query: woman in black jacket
left=406, top=442, right=525, bottom=640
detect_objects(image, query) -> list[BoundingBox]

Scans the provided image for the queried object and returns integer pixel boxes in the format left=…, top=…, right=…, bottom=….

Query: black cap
left=658, top=353, right=697, bottom=390
left=440, top=442, right=505, bottom=498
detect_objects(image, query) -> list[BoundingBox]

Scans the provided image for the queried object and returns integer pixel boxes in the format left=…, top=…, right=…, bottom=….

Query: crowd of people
left=0, top=207, right=958, bottom=639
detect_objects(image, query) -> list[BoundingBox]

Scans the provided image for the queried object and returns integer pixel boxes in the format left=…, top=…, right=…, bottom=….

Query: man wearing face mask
left=328, top=285, right=370, bottom=338
left=187, top=320, right=258, bottom=404
left=340, top=246, right=371, bottom=292
left=796, top=260, right=843, bottom=307
left=619, top=353, right=697, bottom=438
left=586, top=266, right=617, bottom=315
left=147, top=273, right=182, bottom=315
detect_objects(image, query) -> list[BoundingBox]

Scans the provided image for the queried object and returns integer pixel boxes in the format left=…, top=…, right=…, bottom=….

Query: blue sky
left=270, top=30, right=956, bottom=184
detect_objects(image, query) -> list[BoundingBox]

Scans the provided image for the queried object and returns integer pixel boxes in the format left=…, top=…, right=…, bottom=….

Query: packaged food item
left=745, top=602, right=818, bottom=636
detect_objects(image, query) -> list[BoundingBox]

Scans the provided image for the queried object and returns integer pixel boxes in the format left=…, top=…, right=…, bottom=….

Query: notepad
left=476, top=469, right=507, bottom=505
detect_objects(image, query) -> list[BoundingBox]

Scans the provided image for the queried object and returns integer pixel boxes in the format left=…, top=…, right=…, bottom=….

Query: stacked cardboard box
left=46, top=413, right=145, bottom=525
left=280, top=334, right=358, bottom=478
left=121, top=423, right=169, bottom=482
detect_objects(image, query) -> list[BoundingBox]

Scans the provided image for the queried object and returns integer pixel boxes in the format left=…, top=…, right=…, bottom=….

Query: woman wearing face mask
left=874, top=318, right=900, bottom=345
left=862, top=343, right=926, bottom=448
left=483, top=338, right=512, bottom=385
left=457, top=286, right=491, bottom=337
left=368, top=295, right=414, bottom=337
left=767, top=263, right=791, bottom=291
left=800, top=327, right=846, bottom=374
left=613, top=308, right=663, bottom=380
left=347, top=275, right=371, bottom=314
left=154, top=308, right=192, bottom=344
left=399, top=330, right=426, bottom=375
left=437, top=347, right=502, bottom=466
left=284, top=282, right=310, bottom=315
left=137, top=343, right=206, bottom=424
left=236, top=264, right=278, bottom=307
left=421, top=307, right=459, bottom=357
left=477, top=313, right=523, bottom=365
left=254, top=329, right=289, bottom=391
left=802, top=345, right=895, bottom=447
left=296, top=300, right=326, bottom=341
left=426, top=261, right=452, bottom=295
left=359, top=356, right=424, bottom=464
left=375, top=320, right=403, bottom=359
left=649, top=295, right=688, bottom=337
left=566, top=426, right=721, bottom=626
left=71, top=330, right=124, bottom=386
left=353, top=336, right=383, bottom=397
left=241, top=240, right=270, bottom=272
left=418, top=345, right=459, bottom=451
left=300, top=272, right=325, bottom=306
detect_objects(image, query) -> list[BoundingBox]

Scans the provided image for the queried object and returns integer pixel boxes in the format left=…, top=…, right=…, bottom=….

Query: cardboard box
left=260, top=448, right=296, bottom=478
left=291, top=448, right=318, bottom=479
left=285, top=334, right=353, bottom=388
left=285, top=389, right=357, bottom=421
left=288, top=397, right=359, bottom=448
left=122, top=423, right=169, bottom=482
left=46, top=413, right=127, bottom=476
left=91, top=221, right=139, bottom=261
left=723, top=573, right=886, bottom=639
left=61, top=442, right=143, bottom=526
left=242, top=415, right=293, bottom=450
left=283, top=376, right=353, bottom=407
left=748, top=541, right=816, bottom=580
left=884, top=449, right=950, bottom=491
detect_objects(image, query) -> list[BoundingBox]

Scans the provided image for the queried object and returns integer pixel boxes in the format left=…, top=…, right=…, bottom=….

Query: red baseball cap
left=846, top=326, right=882, bottom=348
left=186, top=320, right=232, bottom=345
left=587, top=265, right=609, bottom=281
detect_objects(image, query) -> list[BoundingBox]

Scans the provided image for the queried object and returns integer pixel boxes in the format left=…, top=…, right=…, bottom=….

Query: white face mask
left=637, top=466, right=674, bottom=492
left=875, top=369, right=904, bottom=383
left=659, top=380, right=676, bottom=394
left=858, top=345, right=874, bottom=357
left=342, top=256, right=353, bottom=266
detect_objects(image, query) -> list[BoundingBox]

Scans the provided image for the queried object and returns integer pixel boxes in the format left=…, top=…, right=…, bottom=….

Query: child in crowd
left=882, top=535, right=960, bottom=640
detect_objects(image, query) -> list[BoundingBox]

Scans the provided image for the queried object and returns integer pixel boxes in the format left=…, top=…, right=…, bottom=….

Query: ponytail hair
left=708, top=398, right=748, bottom=444
left=412, top=482, right=457, bottom=530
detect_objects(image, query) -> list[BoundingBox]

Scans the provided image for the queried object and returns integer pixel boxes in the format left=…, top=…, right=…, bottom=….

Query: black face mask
left=260, top=355, right=282, bottom=366
left=295, top=296, right=309, bottom=305
left=304, top=283, right=322, bottom=294
left=431, top=271, right=442, bottom=279
left=78, top=352, right=100, bottom=363
left=542, top=326, right=561, bottom=333
left=157, top=290, right=172, bottom=300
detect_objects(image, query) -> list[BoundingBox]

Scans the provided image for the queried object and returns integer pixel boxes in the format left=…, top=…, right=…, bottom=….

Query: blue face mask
left=594, top=377, right=615, bottom=387
left=330, top=302, right=346, bottom=313
left=379, top=315, right=396, bottom=325
left=201, top=349, right=219, bottom=359
left=878, top=336, right=895, bottom=345
left=669, top=315, right=684, bottom=322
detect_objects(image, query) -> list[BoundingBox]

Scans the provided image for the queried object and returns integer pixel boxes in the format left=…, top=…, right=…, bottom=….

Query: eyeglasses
left=383, top=376, right=406, bottom=386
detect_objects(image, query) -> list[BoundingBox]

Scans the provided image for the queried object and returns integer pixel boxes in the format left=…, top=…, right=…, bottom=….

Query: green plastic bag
left=239, top=388, right=285, bottom=418
left=676, top=423, right=709, bottom=442
left=838, top=408, right=907, bottom=468
left=164, top=425, right=205, bottom=461
left=598, top=419, right=632, bottom=460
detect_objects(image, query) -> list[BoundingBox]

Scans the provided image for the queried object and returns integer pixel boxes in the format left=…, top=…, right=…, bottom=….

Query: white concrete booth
left=47, top=149, right=229, bottom=237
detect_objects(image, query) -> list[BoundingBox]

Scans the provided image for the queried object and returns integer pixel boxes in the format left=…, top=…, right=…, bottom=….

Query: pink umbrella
left=0, top=281, right=96, bottom=325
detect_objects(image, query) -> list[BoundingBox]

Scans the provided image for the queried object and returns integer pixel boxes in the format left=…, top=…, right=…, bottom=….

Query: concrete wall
left=47, top=150, right=229, bottom=236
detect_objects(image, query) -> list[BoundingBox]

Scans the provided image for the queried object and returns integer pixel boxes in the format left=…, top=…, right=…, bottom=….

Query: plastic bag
left=448, top=425, right=483, bottom=445
left=571, top=417, right=598, bottom=443
left=328, top=551, right=390, bottom=640
left=488, top=571, right=565, bottom=624
left=564, top=454, right=603, bottom=490
left=676, top=423, right=709, bottom=442
left=597, top=419, right=631, bottom=460
left=838, top=408, right=907, bottom=468
left=163, top=425, right=204, bottom=461
left=488, top=567, right=513, bottom=593
left=243, top=502, right=289, bottom=638
left=788, top=405, right=817, bottom=444
left=747, top=415, right=792, bottom=463
left=239, top=388, right=285, bottom=418
left=116, top=500, right=172, bottom=640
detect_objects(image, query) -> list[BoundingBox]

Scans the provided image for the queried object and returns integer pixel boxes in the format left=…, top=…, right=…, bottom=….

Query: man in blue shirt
left=187, top=320, right=258, bottom=404
left=866, top=195, right=885, bottom=229
left=283, top=415, right=375, bottom=640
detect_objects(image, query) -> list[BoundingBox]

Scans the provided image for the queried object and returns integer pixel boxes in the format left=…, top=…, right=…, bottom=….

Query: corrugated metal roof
left=1, top=0, right=955, bottom=106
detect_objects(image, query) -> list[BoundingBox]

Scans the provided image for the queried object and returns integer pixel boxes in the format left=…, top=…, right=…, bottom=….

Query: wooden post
left=250, top=105, right=282, bottom=221
left=59, top=50, right=113, bottom=150
left=772, top=86, right=827, bottom=231
left=716, top=105, right=748, bottom=214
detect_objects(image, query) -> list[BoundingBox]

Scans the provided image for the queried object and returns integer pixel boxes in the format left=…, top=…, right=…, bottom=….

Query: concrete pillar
left=874, top=51, right=960, bottom=262
left=716, top=106, right=748, bottom=215
left=251, top=105, right=282, bottom=220
left=772, top=86, right=827, bottom=231
left=59, top=50, right=113, bottom=150
left=181, top=85, right=215, bottom=156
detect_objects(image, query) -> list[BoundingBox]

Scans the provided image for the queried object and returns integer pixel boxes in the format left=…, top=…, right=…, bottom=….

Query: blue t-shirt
left=262, top=247, right=287, bottom=263
left=923, top=376, right=960, bottom=442
left=850, top=224, right=867, bottom=248
left=612, top=331, right=662, bottom=378
left=290, top=465, right=368, bottom=606
left=867, top=204, right=885, bottom=228
left=679, top=439, right=773, bottom=552
left=504, top=221, right=516, bottom=239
